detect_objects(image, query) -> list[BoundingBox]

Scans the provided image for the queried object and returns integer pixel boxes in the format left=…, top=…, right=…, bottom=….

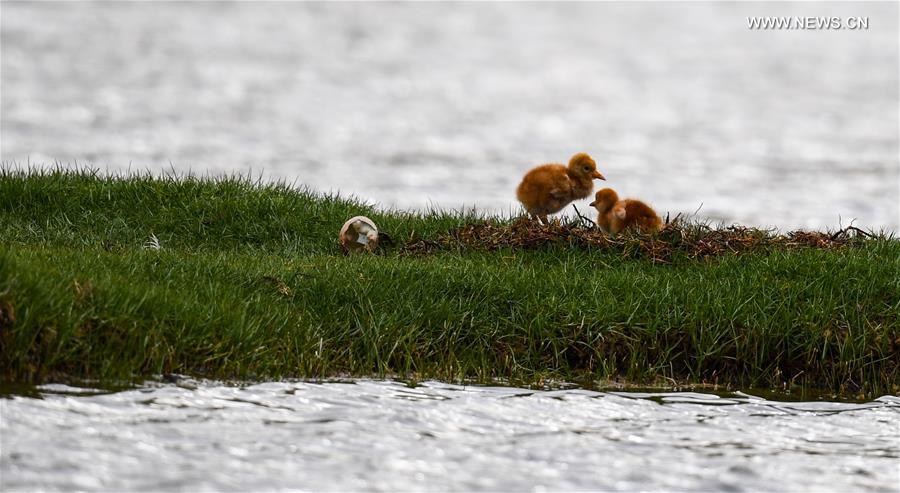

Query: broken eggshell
left=339, top=216, right=379, bottom=253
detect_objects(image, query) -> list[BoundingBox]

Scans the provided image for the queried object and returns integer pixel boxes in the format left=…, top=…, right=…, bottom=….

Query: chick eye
left=583, top=166, right=591, bottom=172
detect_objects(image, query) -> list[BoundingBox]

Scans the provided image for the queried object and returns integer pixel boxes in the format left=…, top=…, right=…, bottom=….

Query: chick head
left=589, top=188, right=619, bottom=212
left=568, top=153, right=605, bottom=180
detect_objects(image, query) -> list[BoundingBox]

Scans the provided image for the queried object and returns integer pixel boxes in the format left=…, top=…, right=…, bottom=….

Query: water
left=1, top=380, right=898, bottom=492
left=2, top=2, right=898, bottom=231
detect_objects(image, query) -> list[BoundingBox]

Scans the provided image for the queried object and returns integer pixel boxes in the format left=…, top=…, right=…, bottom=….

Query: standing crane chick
left=589, top=188, right=662, bottom=235
left=516, top=153, right=606, bottom=224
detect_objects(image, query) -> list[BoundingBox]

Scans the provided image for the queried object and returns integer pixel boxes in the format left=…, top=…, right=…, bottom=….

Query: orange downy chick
left=516, top=153, right=606, bottom=224
left=590, top=188, right=662, bottom=235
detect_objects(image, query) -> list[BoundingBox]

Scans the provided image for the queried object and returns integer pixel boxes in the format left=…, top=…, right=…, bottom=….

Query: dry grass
left=402, top=215, right=876, bottom=263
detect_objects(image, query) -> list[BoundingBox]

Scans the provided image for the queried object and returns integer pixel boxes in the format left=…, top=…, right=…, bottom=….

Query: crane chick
left=516, top=153, right=605, bottom=224
left=590, top=188, right=662, bottom=235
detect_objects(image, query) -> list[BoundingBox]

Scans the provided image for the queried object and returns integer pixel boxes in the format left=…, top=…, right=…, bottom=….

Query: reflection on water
left=2, top=380, right=898, bottom=492
left=1, top=2, right=898, bottom=230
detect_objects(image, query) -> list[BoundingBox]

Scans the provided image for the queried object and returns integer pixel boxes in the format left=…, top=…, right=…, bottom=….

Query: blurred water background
left=2, top=1, right=898, bottom=230
left=3, top=380, right=899, bottom=492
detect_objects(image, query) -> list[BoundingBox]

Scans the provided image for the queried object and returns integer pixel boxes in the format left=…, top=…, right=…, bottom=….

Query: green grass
left=1, top=168, right=898, bottom=395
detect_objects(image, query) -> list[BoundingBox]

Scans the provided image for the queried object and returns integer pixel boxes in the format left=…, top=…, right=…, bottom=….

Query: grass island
left=1, top=169, right=897, bottom=397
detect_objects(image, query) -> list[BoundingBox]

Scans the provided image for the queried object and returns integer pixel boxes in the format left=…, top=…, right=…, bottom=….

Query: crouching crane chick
left=516, top=153, right=606, bottom=224
left=590, top=188, right=662, bottom=235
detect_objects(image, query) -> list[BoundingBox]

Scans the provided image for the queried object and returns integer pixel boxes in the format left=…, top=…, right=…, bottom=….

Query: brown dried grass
left=401, top=215, right=874, bottom=263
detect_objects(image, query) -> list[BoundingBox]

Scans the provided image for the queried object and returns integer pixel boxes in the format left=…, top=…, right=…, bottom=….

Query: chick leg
left=527, top=211, right=550, bottom=224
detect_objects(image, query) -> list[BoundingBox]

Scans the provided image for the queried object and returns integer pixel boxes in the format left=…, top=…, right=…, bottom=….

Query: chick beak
left=592, top=171, right=606, bottom=180
left=589, top=201, right=596, bottom=207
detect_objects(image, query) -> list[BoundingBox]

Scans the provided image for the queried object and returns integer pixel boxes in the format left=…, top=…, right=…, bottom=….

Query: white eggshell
left=339, top=216, right=379, bottom=253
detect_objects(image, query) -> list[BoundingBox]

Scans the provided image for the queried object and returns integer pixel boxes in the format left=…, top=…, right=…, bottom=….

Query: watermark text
left=747, top=16, right=869, bottom=30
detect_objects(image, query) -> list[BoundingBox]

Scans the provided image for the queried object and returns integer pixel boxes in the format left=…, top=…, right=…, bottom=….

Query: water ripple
left=2, top=380, right=898, bottom=492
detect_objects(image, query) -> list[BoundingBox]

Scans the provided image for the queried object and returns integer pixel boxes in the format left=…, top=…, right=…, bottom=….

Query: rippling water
left=2, top=2, right=898, bottom=230
left=2, top=380, right=898, bottom=492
